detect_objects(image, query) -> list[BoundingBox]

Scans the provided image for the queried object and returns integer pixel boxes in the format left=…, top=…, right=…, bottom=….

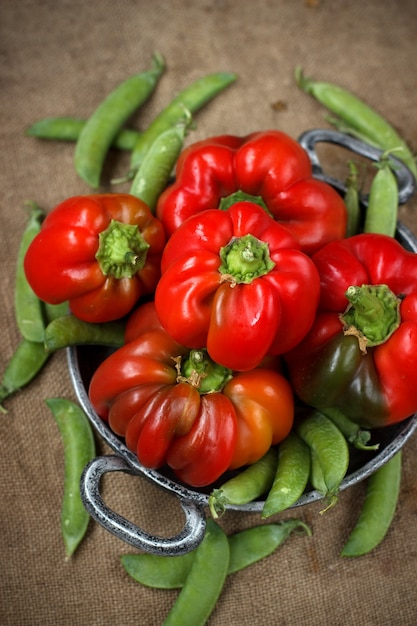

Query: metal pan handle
left=298, top=128, right=416, bottom=205
left=80, top=455, right=207, bottom=555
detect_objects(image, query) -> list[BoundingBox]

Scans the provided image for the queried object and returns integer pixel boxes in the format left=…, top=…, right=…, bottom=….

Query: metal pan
left=68, top=128, right=417, bottom=556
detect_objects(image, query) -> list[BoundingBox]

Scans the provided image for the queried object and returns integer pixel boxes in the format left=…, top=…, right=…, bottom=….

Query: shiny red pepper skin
left=24, top=194, right=166, bottom=323
left=285, top=233, right=417, bottom=427
left=155, top=201, right=321, bottom=371
left=156, top=130, right=347, bottom=255
left=88, top=302, right=294, bottom=487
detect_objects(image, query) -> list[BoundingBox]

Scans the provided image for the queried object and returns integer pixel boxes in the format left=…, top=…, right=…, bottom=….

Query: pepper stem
left=340, top=284, right=401, bottom=352
left=218, top=190, right=271, bottom=215
left=96, top=219, right=150, bottom=279
left=176, top=349, right=232, bottom=393
left=219, top=233, right=275, bottom=284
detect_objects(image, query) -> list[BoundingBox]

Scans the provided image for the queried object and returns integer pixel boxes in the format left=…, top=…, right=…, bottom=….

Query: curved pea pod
left=120, top=519, right=312, bottom=589
left=227, top=519, right=311, bottom=574
left=46, top=398, right=96, bottom=558
left=363, top=152, right=399, bottom=237
left=162, top=519, right=229, bottom=626
left=341, top=451, right=402, bottom=557
left=296, top=409, right=350, bottom=511
left=15, top=202, right=46, bottom=343
left=44, top=314, right=125, bottom=353
left=0, top=339, right=49, bottom=410
left=321, top=407, right=379, bottom=451
left=262, top=433, right=311, bottom=517
left=344, top=161, right=361, bottom=237
left=295, top=67, right=417, bottom=177
left=129, top=119, right=190, bottom=213
left=129, top=71, right=237, bottom=174
left=208, top=447, right=278, bottom=519
left=26, top=117, right=141, bottom=151
left=74, top=53, right=165, bottom=189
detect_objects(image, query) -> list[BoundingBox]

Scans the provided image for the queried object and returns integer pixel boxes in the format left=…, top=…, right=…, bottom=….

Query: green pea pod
left=344, top=161, right=361, bottom=237
left=121, top=519, right=311, bottom=589
left=325, top=115, right=383, bottom=150
left=321, top=407, right=379, bottom=451
left=262, top=433, right=311, bottom=517
left=74, top=53, right=165, bottom=189
left=15, top=202, right=46, bottom=343
left=26, top=117, right=141, bottom=151
left=208, top=447, right=279, bottom=519
left=129, top=71, right=237, bottom=174
left=363, top=153, right=399, bottom=237
left=341, top=451, right=402, bottom=557
left=42, top=301, right=70, bottom=323
left=44, top=314, right=125, bottom=353
left=296, top=409, right=350, bottom=511
left=129, top=119, right=190, bottom=212
left=162, top=519, right=229, bottom=626
left=295, top=67, right=417, bottom=177
left=45, top=398, right=96, bottom=558
left=121, top=551, right=195, bottom=590
left=227, top=519, right=311, bottom=574
left=0, top=339, right=49, bottom=410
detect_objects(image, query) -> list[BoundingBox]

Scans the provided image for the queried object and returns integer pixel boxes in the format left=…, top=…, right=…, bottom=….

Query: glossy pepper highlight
left=155, top=200, right=320, bottom=371
left=285, top=233, right=417, bottom=427
left=24, top=194, right=166, bottom=323
left=88, top=302, right=294, bottom=487
left=156, top=129, right=347, bottom=255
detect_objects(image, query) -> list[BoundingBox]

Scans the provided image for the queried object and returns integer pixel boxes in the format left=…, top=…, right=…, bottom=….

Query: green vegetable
left=15, top=202, right=46, bottom=343
left=295, top=67, right=416, bottom=177
left=129, top=119, right=190, bottom=212
left=262, top=433, right=311, bottom=517
left=321, top=407, right=379, bottom=451
left=364, top=152, right=399, bottom=237
left=74, top=53, right=165, bottom=188
left=341, top=451, right=402, bottom=557
left=44, top=314, right=125, bottom=353
left=227, top=519, right=311, bottom=573
left=26, top=117, right=141, bottom=151
left=45, top=398, right=96, bottom=558
left=121, top=519, right=311, bottom=589
left=0, top=339, right=49, bottom=410
left=296, top=409, right=350, bottom=511
left=209, top=447, right=278, bottom=519
left=162, top=519, right=229, bottom=626
left=344, top=161, right=361, bottom=237
left=129, top=71, right=237, bottom=175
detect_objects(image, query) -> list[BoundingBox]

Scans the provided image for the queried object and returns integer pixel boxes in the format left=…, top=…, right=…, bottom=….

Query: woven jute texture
left=2, top=1, right=417, bottom=624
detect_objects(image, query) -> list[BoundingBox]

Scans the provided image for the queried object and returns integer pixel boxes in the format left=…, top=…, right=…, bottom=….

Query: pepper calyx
left=96, top=219, right=150, bottom=279
left=218, top=190, right=271, bottom=215
left=219, top=233, right=275, bottom=284
left=339, top=283, right=401, bottom=352
left=175, top=349, right=232, bottom=393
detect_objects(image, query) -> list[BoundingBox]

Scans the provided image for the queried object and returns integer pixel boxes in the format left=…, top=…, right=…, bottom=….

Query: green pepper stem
left=218, top=190, right=271, bottom=215
left=219, top=233, right=275, bottom=284
left=177, top=349, right=232, bottom=393
left=96, top=219, right=150, bottom=279
left=340, top=284, right=401, bottom=350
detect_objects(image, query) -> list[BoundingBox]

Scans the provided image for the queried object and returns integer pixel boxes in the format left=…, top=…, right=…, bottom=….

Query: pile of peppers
left=24, top=129, right=417, bottom=488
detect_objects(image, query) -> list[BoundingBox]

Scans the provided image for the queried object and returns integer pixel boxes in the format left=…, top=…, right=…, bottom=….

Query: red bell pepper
left=284, top=233, right=417, bottom=427
left=88, top=302, right=294, bottom=487
left=156, top=130, right=347, bottom=255
left=154, top=200, right=321, bottom=371
left=24, top=194, right=166, bottom=323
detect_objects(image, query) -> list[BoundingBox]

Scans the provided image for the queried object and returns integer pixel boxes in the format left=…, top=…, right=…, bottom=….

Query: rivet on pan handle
left=80, top=454, right=207, bottom=556
left=298, top=128, right=416, bottom=206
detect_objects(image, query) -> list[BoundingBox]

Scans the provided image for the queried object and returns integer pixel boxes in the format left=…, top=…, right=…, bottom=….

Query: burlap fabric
left=2, top=1, right=417, bottom=624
